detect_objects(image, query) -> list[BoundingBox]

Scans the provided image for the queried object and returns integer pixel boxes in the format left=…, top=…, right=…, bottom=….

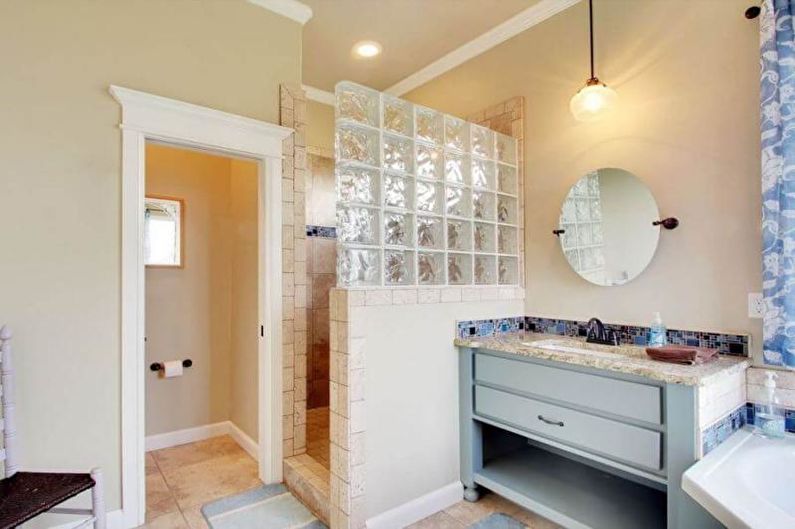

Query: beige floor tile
left=408, top=511, right=466, bottom=529
left=180, top=505, right=210, bottom=529
left=444, top=492, right=522, bottom=525
left=165, top=452, right=261, bottom=509
left=137, top=511, right=190, bottom=529
left=146, top=453, right=160, bottom=476
left=153, top=436, right=242, bottom=476
left=145, top=472, right=179, bottom=521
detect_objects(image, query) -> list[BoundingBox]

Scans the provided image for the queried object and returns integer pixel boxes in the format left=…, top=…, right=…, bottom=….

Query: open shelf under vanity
left=475, top=426, right=666, bottom=529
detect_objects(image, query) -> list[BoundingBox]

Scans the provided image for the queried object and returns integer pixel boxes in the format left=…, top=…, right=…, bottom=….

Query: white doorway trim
left=110, top=86, right=292, bottom=528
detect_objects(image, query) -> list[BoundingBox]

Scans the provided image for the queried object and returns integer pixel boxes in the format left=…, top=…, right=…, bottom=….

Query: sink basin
left=523, top=339, right=625, bottom=360
left=682, top=428, right=795, bottom=529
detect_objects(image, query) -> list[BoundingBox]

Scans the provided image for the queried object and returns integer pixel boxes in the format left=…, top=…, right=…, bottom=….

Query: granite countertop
left=455, top=332, right=751, bottom=386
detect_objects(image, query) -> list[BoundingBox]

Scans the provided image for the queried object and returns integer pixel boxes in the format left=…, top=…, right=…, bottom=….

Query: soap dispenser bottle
left=755, top=372, right=786, bottom=439
left=649, top=312, right=667, bottom=347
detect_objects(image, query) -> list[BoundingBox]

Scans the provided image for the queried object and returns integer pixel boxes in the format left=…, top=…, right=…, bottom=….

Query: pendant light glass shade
left=570, top=78, right=618, bottom=122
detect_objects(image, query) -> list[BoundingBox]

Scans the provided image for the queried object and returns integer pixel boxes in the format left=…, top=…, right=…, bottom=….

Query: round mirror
left=557, top=168, right=660, bottom=286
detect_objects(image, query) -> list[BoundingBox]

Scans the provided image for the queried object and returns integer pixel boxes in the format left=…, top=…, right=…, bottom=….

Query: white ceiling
left=301, top=0, right=541, bottom=93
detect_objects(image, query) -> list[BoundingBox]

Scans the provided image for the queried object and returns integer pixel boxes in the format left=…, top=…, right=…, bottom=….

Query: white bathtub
left=682, top=427, right=795, bottom=529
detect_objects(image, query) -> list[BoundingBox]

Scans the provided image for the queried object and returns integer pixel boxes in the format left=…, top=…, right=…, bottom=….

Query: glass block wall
left=335, top=81, right=520, bottom=287
left=559, top=171, right=606, bottom=284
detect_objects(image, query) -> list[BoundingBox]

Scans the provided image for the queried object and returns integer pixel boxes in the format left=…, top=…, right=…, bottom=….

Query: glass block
left=590, top=199, right=603, bottom=221
left=383, top=133, right=414, bottom=174
left=448, top=253, right=472, bottom=285
left=445, top=116, right=469, bottom=152
left=384, top=173, right=414, bottom=209
left=472, top=159, right=496, bottom=189
left=446, top=185, right=471, bottom=218
left=474, top=255, right=496, bottom=285
left=336, top=82, right=379, bottom=127
left=497, top=164, right=518, bottom=195
left=384, top=250, right=415, bottom=285
left=575, top=198, right=590, bottom=221
left=587, top=172, right=601, bottom=196
left=498, top=256, right=518, bottom=285
left=445, top=152, right=470, bottom=185
left=495, top=132, right=517, bottom=165
left=473, top=191, right=496, bottom=221
left=498, top=225, right=517, bottom=254
left=418, top=251, right=445, bottom=284
left=474, top=222, right=496, bottom=253
left=338, top=247, right=381, bottom=286
left=383, top=211, right=414, bottom=247
left=384, top=173, right=413, bottom=210
left=447, top=219, right=472, bottom=251
left=383, top=96, right=413, bottom=137
left=415, top=106, right=443, bottom=145
left=591, top=223, right=603, bottom=244
left=471, top=125, right=495, bottom=159
left=573, top=178, right=589, bottom=197
left=497, top=195, right=517, bottom=224
left=337, top=205, right=379, bottom=245
left=417, top=215, right=443, bottom=249
left=416, top=143, right=443, bottom=180
left=337, top=163, right=379, bottom=205
left=561, top=198, right=576, bottom=223
left=560, top=224, right=576, bottom=249
left=416, top=180, right=443, bottom=214
left=564, top=249, right=580, bottom=271
left=577, top=223, right=592, bottom=246
left=336, top=123, right=379, bottom=167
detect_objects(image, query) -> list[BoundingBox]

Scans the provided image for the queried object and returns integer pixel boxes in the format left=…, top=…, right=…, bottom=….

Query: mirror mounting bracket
left=552, top=229, right=566, bottom=237
left=653, top=217, right=679, bottom=230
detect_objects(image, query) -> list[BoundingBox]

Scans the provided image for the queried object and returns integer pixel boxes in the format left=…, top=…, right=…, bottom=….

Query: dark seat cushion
left=0, top=472, right=95, bottom=529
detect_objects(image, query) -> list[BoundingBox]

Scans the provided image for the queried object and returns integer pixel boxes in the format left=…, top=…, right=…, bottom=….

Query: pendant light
left=570, top=0, right=618, bottom=122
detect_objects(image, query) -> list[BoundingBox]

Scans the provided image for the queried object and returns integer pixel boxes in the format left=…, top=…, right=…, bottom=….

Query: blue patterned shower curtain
left=762, top=0, right=795, bottom=366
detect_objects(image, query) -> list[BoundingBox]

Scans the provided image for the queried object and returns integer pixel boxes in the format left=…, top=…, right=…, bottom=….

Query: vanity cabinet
left=459, top=347, right=723, bottom=529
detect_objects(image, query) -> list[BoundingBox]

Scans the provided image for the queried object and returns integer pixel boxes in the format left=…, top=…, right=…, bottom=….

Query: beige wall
left=0, top=0, right=300, bottom=510
left=307, top=100, right=335, bottom=154
left=145, top=145, right=233, bottom=436
left=407, top=0, right=763, bottom=357
left=229, top=159, right=260, bottom=441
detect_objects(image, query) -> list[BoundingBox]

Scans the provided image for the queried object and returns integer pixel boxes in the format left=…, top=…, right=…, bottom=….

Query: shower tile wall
left=306, top=154, right=336, bottom=408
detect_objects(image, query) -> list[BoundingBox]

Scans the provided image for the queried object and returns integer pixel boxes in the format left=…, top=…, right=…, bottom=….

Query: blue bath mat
left=201, top=484, right=327, bottom=529
left=470, top=512, right=526, bottom=529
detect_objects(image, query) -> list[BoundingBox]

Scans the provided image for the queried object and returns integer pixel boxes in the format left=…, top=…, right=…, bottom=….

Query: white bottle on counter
left=755, top=372, right=785, bottom=439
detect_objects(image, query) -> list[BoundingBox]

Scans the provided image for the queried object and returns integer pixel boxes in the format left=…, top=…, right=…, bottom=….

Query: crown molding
left=247, top=0, right=313, bottom=25
left=386, top=0, right=580, bottom=96
left=303, top=84, right=335, bottom=106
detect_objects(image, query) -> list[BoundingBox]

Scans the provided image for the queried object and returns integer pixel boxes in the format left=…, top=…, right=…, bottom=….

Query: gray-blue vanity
left=457, top=333, right=749, bottom=529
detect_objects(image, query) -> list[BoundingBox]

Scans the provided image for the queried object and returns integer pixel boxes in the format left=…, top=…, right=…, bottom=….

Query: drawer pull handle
left=537, top=415, right=564, bottom=427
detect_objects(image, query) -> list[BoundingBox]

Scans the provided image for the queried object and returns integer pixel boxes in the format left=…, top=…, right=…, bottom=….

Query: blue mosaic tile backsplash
left=306, top=225, right=337, bottom=238
left=702, top=402, right=795, bottom=456
left=456, top=315, right=749, bottom=357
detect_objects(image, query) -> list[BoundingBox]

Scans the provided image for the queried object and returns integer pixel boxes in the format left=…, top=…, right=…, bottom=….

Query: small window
left=145, top=196, right=183, bottom=267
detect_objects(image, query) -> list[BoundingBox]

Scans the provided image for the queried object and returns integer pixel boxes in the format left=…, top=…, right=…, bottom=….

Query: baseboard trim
left=145, top=421, right=259, bottom=457
left=366, top=481, right=463, bottom=529
left=47, top=509, right=124, bottom=529
left=227, top=421, right=259, bottom=460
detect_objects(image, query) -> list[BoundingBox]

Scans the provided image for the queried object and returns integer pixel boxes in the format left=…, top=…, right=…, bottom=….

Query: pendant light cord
left=589, top=0, right=595, bottom=80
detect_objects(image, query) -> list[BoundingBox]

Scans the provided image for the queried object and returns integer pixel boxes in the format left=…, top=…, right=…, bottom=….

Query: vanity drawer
left=475, top=385, right=662, bottom=472
left=475, top=353, right=662, bottom=424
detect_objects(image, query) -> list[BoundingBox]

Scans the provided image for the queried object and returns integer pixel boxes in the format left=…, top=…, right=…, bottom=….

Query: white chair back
left=1, top=325, right=18, bottom=477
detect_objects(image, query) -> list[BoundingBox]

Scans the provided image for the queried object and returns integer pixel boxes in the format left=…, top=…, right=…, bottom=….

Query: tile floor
left=408, top=492, right=562, bottom=529
left=306, top=406, right=330, bottom=469
left=140, top=435, right=261, bottom=529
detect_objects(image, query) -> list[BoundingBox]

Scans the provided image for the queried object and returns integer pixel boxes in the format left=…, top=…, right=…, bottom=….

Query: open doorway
left=142, top=143, right=261, bottom=525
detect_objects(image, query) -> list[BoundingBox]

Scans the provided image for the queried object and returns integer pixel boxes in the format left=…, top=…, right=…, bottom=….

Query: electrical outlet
left=748, top=293, right=765, bottom=319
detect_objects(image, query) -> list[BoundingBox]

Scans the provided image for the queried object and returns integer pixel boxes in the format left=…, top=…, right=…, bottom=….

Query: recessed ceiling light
left=353, top=40, right=382, bottom=59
